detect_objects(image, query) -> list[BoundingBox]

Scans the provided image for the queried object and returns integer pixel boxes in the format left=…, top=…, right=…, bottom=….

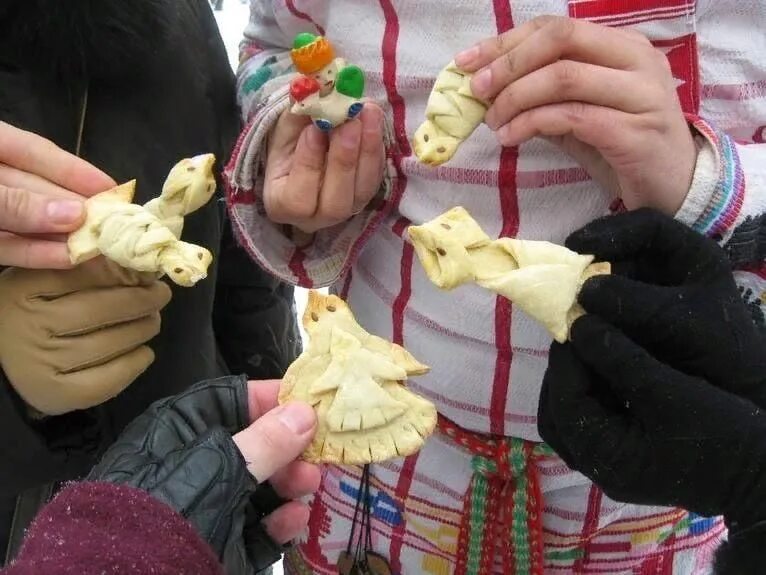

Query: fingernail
left=361, top=105, right=382, bottom=135
left=340, top=122, right=362, bottom=150
left=305, top=126, right=327, bottom=152
left=472, top=68, right=492, bottom=99
left=497, top=125, right=519, bottom=147
left=455, top=46, right=479, bottom=68
left=278, top=403, right=316, bottom=434
left=47, top=200, right=83, bottom=223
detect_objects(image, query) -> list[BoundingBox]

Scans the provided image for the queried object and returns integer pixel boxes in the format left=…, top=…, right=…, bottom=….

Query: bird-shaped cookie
left=67, top=154, right=216, bottom=287
left=289, top=33, right=365, bottom=131
left=279, top=291, right=437, bottom=465
left=412, top=61, right=488, bottom=166
left=408, top=207, right=611, bottom=342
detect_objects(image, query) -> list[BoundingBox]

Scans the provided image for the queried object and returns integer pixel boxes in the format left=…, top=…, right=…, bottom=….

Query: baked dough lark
left=279, top=291, right=437, bottom=465
left=408, top=207, right=611, bottom=343
left=67, top=154, right=217, bottom=287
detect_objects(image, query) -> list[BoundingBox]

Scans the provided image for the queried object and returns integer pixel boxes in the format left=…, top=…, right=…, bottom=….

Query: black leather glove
left=87, top=375, right=284, bottom=575
left=538, top=315, right=766, bottom=536
left=566, top=208, right=766, bottom=407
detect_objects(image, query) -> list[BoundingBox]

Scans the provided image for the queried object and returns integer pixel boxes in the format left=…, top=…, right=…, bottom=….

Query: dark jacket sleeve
left=213, top=216, right=301, bottom=380
left=0, top=372, right=107, bottom=497
left=714, top=522, right=766, bottom=575
left=2, top=482, right=223, bottom=575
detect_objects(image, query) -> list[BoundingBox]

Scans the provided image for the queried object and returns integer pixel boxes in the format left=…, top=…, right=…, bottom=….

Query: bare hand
left=233, top=380, right=321, bottom=544
left=264, top=104, right=386, bottom=234
left=0, top=121, right=115, bottom=268
left=456, top=16, right=697, bottom=215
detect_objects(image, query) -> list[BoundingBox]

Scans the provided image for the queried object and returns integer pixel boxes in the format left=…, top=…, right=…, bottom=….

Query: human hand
left=263, top=102, right=385, bottom=234
left=0, top=121, right=115, bottom=268
left=565, top=209, right=766, bottom=407
left=538, top=315, right=766, bottom=532
left=0, top=258, right=172, bottom=415
left=89, top=376, right=320, bottom=573
left=456, top=16, right=696, bottom=214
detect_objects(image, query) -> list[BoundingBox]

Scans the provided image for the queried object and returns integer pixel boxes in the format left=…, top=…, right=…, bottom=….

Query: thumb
left=232, top=402, right=317, bottom=483
left=0, top=185, right=85, bottom=234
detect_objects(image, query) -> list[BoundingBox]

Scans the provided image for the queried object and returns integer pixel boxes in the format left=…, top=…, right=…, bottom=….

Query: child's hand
left=263, top=103, right=386, bottom=234
left=456, top=16, right=696, bottom=215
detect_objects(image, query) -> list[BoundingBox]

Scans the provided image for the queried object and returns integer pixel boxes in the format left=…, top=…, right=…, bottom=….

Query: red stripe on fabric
left=378, top=1, right=418, bottom=572
left=587, top=6, right=693, bottom=25
left=569, top=0, right=691, bottom=19
left=288, top=249, right=313, bottom=288
left=388, top=456, right=418, bottom=574
left=339, top=269, right=353, bottom=300
left=573, top=486, right=604, bottom=572
left=284, top=0, right=326, bottom=35
left=490, top=0, right=519, bottom=436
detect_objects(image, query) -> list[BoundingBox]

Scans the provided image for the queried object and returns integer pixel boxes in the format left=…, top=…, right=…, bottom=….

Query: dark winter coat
left=0, top=0, right=299, bottom=500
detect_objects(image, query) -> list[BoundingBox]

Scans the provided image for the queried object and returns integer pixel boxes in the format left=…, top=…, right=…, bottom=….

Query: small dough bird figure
left=408, top=207, right=611, bottom=342
left=288, top=32, right=365, bottom=132
left=67, top=154, right=217, bottom=287
left=412, top=61, right=488, bottom=166
left=279, top=291, right=437, bottom=465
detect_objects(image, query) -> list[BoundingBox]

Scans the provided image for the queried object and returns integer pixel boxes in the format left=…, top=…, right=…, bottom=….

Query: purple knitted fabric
left=3, top=482, right=223, bottom=575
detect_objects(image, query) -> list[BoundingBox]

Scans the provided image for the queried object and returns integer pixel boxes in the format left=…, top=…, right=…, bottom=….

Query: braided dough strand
left=67, top=155, right=216, bottom=287
left=412, top=61, right=488, bottom=166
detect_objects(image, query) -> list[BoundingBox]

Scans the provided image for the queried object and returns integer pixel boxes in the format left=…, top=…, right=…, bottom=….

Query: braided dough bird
left=279, top=291, right=437, bottom=465
left=67, top=154, right=217, bottom=287
left=408, top=207, right=611, bottom=343
left=412, top=61, right=488, bottom=166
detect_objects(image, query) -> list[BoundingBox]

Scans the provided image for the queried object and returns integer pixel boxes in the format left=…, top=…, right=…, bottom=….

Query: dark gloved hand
left=87, top=375, right=289, bottom=574
left=566, top=208, right=766, bottom=407
left=538, top=315, right=766, bottom=535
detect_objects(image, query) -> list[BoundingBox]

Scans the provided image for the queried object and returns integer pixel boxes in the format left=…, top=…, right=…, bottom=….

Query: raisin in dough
left=279, top=291, right=437, bottom=465
left=408, top=206, right=611, bottom=343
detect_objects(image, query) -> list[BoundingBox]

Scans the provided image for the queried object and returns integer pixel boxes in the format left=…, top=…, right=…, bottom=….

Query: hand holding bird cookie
left=454, top=15, right=697, bottom=215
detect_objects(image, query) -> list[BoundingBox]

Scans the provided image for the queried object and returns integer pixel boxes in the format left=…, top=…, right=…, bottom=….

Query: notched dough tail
left=280, top=292, right=437, bottom=465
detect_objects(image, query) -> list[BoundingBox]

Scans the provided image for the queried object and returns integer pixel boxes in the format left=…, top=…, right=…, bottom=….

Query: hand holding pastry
left=455, top=15, right=697, bottom=215
left=0, top=121, right=115, bottom=268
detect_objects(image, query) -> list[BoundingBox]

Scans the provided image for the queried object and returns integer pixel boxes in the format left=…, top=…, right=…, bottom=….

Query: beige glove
left=0, top=258, right=172, bottom=415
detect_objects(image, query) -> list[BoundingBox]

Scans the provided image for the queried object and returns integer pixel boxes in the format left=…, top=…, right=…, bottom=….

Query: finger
left=0, top=233, right=75, bottom=269
left=268, top=109, right=313, bottom=157
left=53, top=313, right=162, bottom=373
left=246, top=379, right=282, bottom=422
left=232, top=402, right=317, bottom=482
left=268, top=125, right=327, bottom=224
left=468, top=17, right=653, bottom=101
left=318, top=119, right=362, bottom=222
left=485, top=62, right=652, bottom=130
left=49, top=346, right=155, bottom=414
left=353, top=104, right=385, bottom=212
left=0, top=163, right=84, bottom=201
left=0, top=121, right=116, bottom=196
left=569, top=315, right=669, bottom=408
left=269, top=460, right=321, bottom=500
left=262, top=501, right=311, bottom=545
left=496, top=101, right=638, bottom=150
left=0, top=185, right=85, bottom=234
left=565, top=209, right=727, bottom=282
left=577, top=274, right=678, bottom=331
left=45, top=283, right=172, bottom=336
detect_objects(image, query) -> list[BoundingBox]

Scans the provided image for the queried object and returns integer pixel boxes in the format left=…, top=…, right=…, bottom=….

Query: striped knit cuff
left=675, top=115, right=745, bottom=239
left=223, top=89, right=397, bottom=288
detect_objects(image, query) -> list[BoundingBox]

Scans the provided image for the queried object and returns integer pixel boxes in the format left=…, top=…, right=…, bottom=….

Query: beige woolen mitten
left=0, top=258, right=172, bottom=415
